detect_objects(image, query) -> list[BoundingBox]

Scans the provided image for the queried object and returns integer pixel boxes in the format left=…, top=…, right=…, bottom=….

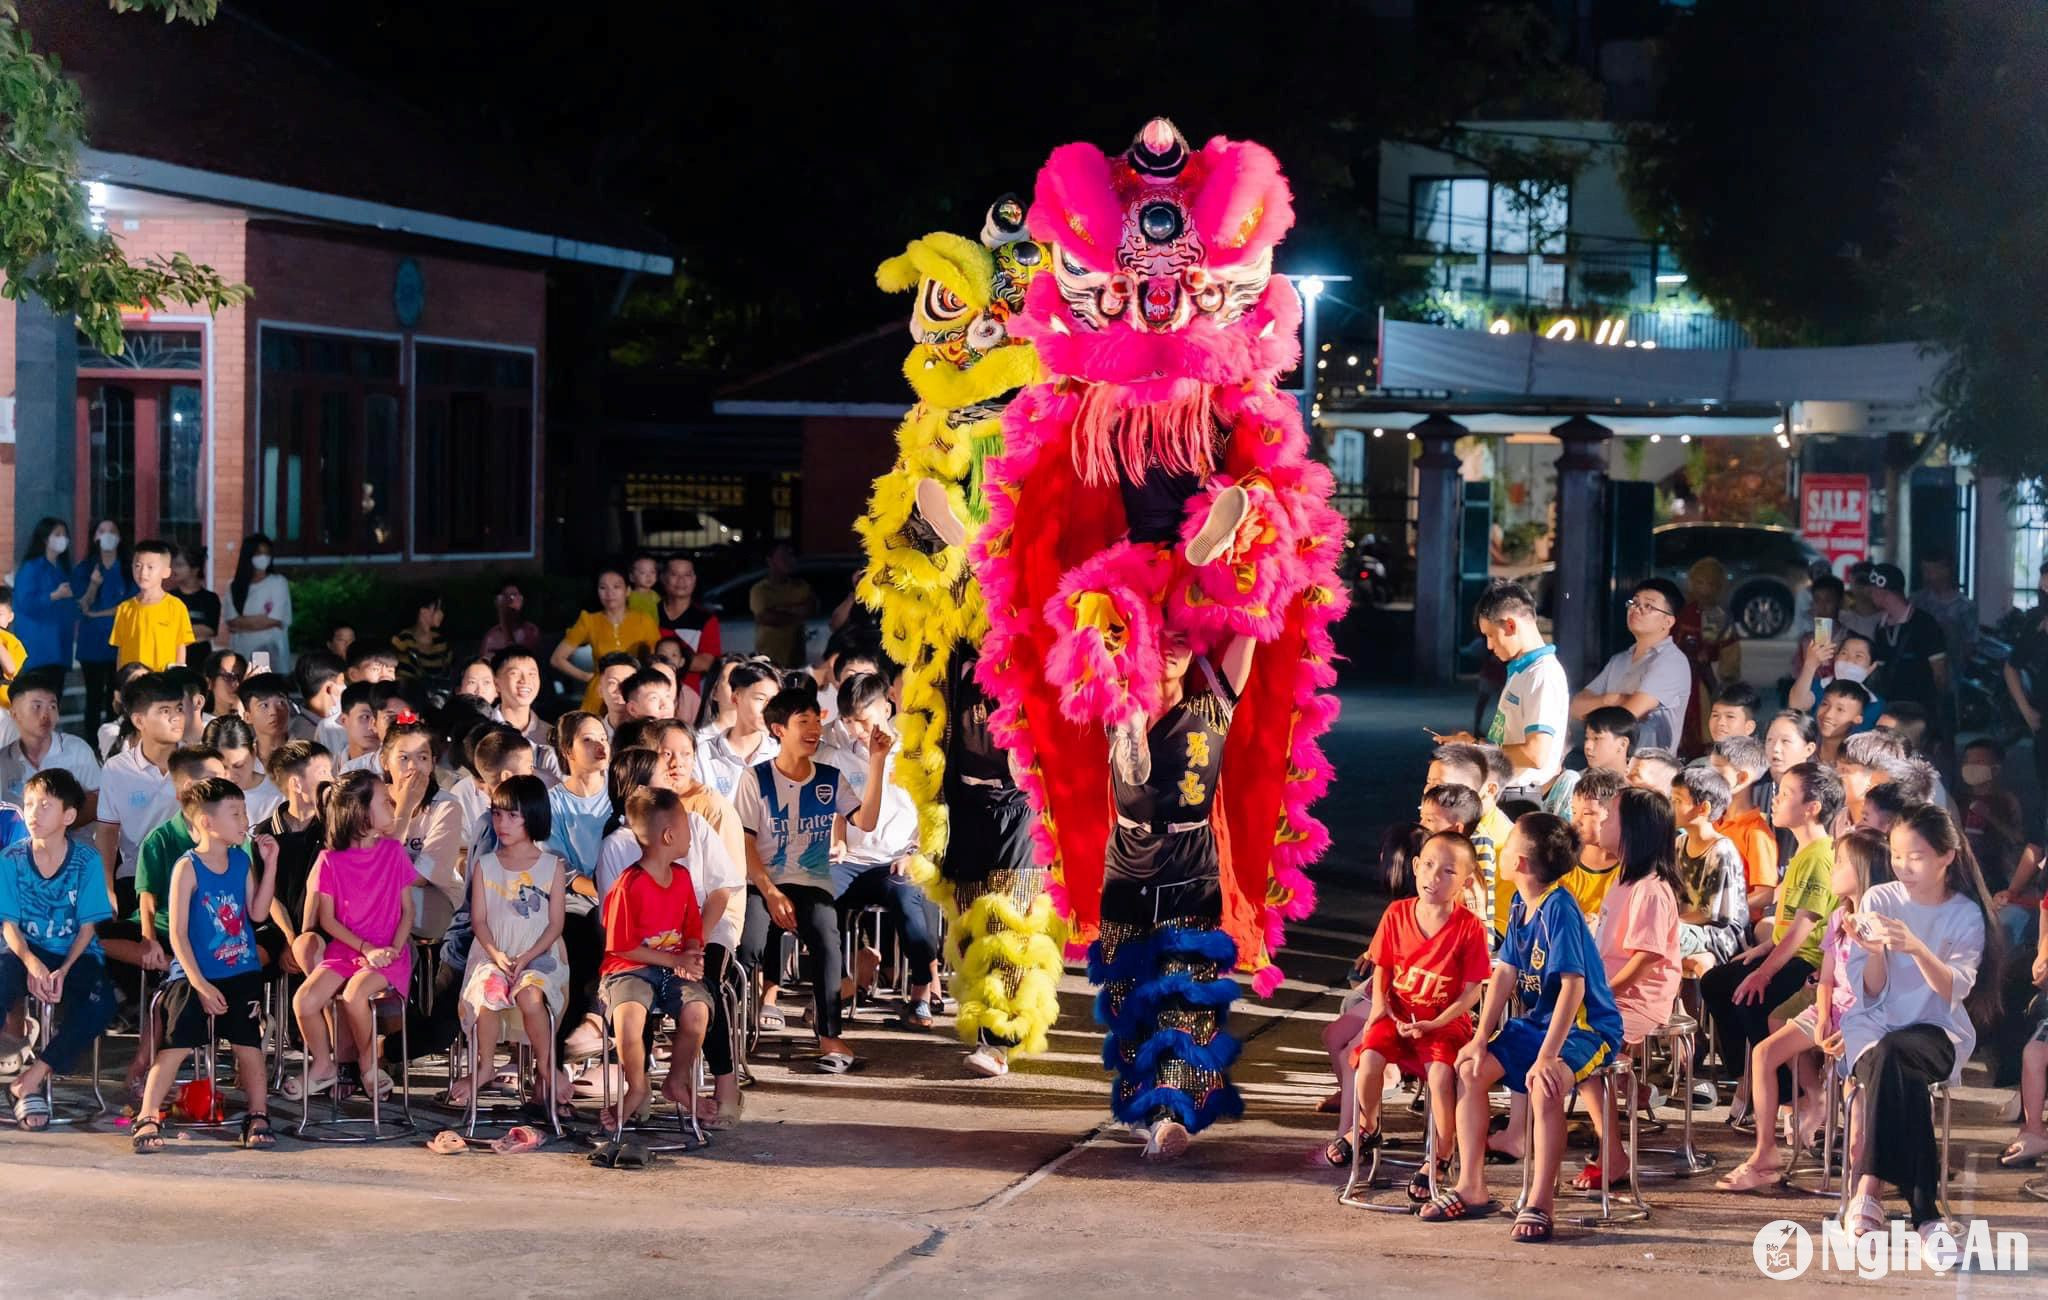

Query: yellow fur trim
left=876, top=231, right=994, bottom=304
left=949, top=891, right=1067, bottom=1056
left=901, top=342, right=1041, bottom=409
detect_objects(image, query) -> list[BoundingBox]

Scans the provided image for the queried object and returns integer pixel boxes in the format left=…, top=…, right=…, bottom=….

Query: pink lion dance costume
left=973, top=119, right=1346, bottom=1145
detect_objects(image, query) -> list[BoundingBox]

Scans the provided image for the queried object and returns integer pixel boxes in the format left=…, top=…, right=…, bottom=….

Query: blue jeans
left=1997, top=902, right=2040, bottom=953
left=0, top=948, right=118, bottom=1075
left=837, top=865, right=939, bottom=977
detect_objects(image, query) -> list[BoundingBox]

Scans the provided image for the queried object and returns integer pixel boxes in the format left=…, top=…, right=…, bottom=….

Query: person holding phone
left=222, top=534, right=294, bottom=676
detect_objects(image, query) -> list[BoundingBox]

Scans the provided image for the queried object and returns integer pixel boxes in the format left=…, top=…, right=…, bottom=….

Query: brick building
left=1, top=6, right=670, bottom=586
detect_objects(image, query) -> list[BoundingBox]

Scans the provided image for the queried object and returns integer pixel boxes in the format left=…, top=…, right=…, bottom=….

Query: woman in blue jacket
left=72, top=517, right=135, bottom=735
left=12, top=516, right=80, bottom=674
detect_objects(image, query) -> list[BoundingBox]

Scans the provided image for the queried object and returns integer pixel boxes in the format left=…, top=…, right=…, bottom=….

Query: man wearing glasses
left=1569, top=577, right=1693, bottom=753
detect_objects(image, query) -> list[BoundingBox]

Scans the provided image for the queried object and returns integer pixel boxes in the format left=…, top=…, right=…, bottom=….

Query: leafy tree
left=1884, top=1, right=2048, bottom=483
left=1619, top=1, right=1940, bottom=346
left=0, top=0, right=248, bottom=353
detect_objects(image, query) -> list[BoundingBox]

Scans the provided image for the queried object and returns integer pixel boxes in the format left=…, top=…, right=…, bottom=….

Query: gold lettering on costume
left=1177, top=770, right=1207, bottom=807
left=1186, top=732, right=1211, bottom=767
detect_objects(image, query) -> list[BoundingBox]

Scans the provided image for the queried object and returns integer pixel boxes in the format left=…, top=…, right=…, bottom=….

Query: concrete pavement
left=1, top=685, right=2042, bottom=1298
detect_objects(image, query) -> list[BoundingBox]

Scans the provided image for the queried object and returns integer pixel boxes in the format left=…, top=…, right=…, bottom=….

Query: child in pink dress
left=289, top=771, right=415, bottom=1100
left=1575, top=787, right=1682, bottom=1191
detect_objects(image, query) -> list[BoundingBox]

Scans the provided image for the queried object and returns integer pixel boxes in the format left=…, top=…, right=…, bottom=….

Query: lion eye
left=922, top=280, right=970, bottom=321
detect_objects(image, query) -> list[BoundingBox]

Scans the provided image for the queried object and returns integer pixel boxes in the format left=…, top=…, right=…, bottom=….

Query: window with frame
left=257, top=330, right=404, bottom=557
left=1409, top=176, right=1571, bottom=304
left=413, top=344, right=535, bottom=556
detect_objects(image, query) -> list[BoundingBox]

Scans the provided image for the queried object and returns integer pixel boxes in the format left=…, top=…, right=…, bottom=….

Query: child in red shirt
left=1345, top=831, right=1493, bottom=1198
left=598, top=788, right=712, bottom=1133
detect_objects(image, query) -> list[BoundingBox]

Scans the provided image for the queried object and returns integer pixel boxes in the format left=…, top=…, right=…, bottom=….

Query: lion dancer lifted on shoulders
left=855, top=198, right=1066, bottom=1079
left=974, top=119, right=1346, bottom=1158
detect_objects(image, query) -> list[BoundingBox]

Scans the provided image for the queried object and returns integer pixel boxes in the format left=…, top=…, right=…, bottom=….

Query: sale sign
left=1801, top=473, right=1871, bottom=579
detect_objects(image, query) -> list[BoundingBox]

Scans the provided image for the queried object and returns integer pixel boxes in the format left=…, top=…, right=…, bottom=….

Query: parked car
left=699, top=553, right=864, bottom=661
left=1528, top=523, right=1824, bottom=639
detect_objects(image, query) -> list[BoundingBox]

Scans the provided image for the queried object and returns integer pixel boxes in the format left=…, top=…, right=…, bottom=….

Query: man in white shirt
left=1571, top=576, right=1694, bottom=753
left=816, top=672, right=939, bottom=1027
left=1439, top=579, right=1566, bottom=799
left=0, top=668, right=101, bottom=824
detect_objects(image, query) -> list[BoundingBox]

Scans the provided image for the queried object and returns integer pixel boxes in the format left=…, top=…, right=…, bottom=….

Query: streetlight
left=1287, top=273, right=1350, bottom=431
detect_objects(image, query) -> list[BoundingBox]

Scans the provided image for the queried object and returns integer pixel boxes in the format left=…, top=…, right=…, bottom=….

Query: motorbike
left=1956, top=608, right=2032, bottom=741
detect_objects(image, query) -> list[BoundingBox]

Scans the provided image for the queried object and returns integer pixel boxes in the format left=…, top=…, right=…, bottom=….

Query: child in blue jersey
left=132, top=777, right=278, bottom=1152
left=735, top=687, right=888, bottom=1072
left=1423, top=811, right=1623, bottom=1243
left=0, top=770, right=117, bottom=1130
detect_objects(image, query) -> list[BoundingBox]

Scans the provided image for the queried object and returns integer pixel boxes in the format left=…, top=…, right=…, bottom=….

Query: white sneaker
left=1142, top=1118, right=1191, bottom=1161
left=1184, top=485, right=1250, bottom=568
left=964, top=1046, right=1008, bottom=1078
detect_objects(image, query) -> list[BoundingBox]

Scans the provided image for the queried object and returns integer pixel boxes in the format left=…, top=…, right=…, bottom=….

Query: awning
left=1377, top=318, right=1943, bottom=412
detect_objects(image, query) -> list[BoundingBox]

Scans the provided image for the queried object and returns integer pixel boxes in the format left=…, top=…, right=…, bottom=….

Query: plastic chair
left=294, top=988, right=416, bottom=1142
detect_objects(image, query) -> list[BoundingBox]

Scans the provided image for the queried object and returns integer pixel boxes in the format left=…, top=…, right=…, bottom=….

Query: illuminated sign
left=1487, top=316, right=1654, bottom=348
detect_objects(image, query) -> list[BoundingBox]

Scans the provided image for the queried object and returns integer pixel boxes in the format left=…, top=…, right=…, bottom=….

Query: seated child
left=1426, top=743, right=1508, bottom=936
left=1561, top=767, right=1627, bottom=926
left=1544, top=706, right=1636, bottom=819
left=1341, top=831, right=1492, bottom=1199
left=1424, top=812, right=1623, bottom=1243
left=1574, top=788, right=1682, bottom=1191
left=1709, top=735, right=1780, bottom=921
left=458, top=774, right=570, bottom=1117
left=1626, top=747, right=1682, bottom=797
left=1671, top=765, right=1750, bottom=973
left=600, top=787, right=712, bottom=1130
left=0, top=771, right=118, bottom=1130
left=2000, top=897, right=2048, bottom=1168
left=1419, top=782, right=1482, bottom=916
left=1708, top=682, right=1760, bottom=743
left=132, top=777, right=279, bottom=1151
left=1718, top=827, right=1886, bottom=1190
left=289, top=771, right=415, bottom=1101
left=1323, top=823, right=1424, bottom=1142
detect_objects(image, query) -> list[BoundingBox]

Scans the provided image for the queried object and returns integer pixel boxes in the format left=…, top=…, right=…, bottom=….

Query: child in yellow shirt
left=0, top=584, right=26, bottom=704
left=109, top=540, right=194, bottom=671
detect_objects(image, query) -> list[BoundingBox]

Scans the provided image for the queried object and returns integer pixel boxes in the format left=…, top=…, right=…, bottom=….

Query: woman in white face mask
left=11, top=516, right=82, bottom=678
left=71, top=516, right=135, bottom=735
left=222, top=532, right=294, bottom=675
left=1789, top=628, right=1880, bottom=717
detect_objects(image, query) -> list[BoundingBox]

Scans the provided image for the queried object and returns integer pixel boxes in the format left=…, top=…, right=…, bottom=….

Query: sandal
left=11, top=1092, right=52, bottom=1132
left=1569, top=1161, right=1605, bottom=1192
left=756, top=1004, right=786, bottom=1032
left=239, top=1113, right=276, bottom=1150
left=613, top=1141, right=653, bottom=1169
left=1322, top=1135, right=1353, bottom=1168
left=900, top=999, right=934, bottom=1030
left=1999, top=1133, right=2048, bottom=1168
left=1510, top=1206, right=1555, bottom=1243
left=586, top=1139, right=621, bottom=1168
left=1418, top=1190, right=1501, bottom=1223
left=1842, top=1193, right=1886, bottom=1238
left=489, top=1124, right=545, bottom=1154
left=1714, top=1158, right=1784, bottom=1192
left=131, top=1117, right=165, bottom=1154
left=816, top=1051, right=862, bottom=1075
left=280, top=1068, right=339, bottom=1102
left=1409, top=1159, right=1451, bottom=1203
left=427, top=1129, right=470, bottom=1155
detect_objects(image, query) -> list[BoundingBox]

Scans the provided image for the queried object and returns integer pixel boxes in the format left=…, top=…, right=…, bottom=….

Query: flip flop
left=816, top=1052, right=861, bottom=1075
left=490, top=1124, right=546, bottom=1154
left=1418, top=1190, right=1501, bottom=1223
left=613, top=1141, right=652, bottom=1169
left=1999, top=1133, right=2048, bottom=1168
left=586, top=1139, right=621, bottom=1168
left=427, top=1129, right=470, bottom=1155
left=757, top=1005, right=786, bottom=1031
left=11, top=1092, right=52, bottom=1132
left=1409, top=1160, right=1451, bottom=1203
left=1510, top=1206, right=1555, bottom=1243
left=1714, top=1159, right=1784, bottom=1192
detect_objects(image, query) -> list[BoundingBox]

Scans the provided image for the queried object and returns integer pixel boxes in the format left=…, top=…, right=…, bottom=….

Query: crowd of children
left=1327, top=577, right=2040, bottom=1248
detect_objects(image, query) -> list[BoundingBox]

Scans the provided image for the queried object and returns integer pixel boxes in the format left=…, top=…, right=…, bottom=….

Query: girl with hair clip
left=1572, top=787, right=1683, bottom=1192
left=289, top=771, right=414, bottom=1100
left=381, top=711, right=465, bottom=942
left=1839, top=803, right=2002, bottom=1243
left=1718, top=827, right=1890, bottom=1191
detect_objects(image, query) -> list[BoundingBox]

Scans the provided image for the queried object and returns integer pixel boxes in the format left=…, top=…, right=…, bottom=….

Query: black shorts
left=162, top=971, right=267, bottom=1049
left=254, top=923, right=286, bottom=968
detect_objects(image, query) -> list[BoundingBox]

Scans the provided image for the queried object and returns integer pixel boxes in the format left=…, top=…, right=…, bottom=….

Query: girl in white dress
left=457, top=774, right=569, bottom=1113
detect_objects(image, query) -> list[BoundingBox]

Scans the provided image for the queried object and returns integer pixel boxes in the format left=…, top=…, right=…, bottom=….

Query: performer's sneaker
left=914, top=477, right=970, bottom=549
left=1142, top=1119, right=1191, bottom=1161
left=964, top=1046, right=1008, bottom=1078
left=1184, top=484, right=1250, bottom=568
left=1110, top=715, right=1152, bottom=786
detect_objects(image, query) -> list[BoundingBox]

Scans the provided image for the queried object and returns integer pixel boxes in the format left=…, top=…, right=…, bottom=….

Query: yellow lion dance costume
left=856, top=198, right=1065, bottom=1073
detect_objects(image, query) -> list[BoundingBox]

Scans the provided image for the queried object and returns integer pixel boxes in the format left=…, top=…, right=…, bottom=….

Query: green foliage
left=0, top=1, right=248, bottom=354
left=1497, top=520, right=1548, bottom=564
left=1883, top=2, right=2048, bottom=484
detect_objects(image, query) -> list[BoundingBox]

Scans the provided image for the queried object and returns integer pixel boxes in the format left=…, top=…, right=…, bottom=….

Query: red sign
left=1801, top=473, right=1871, bottom=579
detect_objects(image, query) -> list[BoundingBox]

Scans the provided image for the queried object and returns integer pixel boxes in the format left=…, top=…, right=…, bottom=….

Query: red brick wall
left=798, top=415, right=899, bottom=556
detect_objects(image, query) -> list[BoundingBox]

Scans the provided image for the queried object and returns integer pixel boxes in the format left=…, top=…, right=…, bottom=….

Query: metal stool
left=16, top=996, right=106, bottom=1125
left=1835, top=1073, right=1953, bottom=1224
left=461, top=1000, right=562, bottom=1140
left=1338, top=1077, right=1440, bottom=1213
left=843, top=904, right=909, bottom=1015
left=265, top=973, right=300, bottom=1092
left=2022, top=1174, right=2048, bottom=1204
left=1573, top=1055, right=1649, bottom=1227
left=598, top=1013, right=708, bottom=1152
left=1783, top=1051, right=1848, bottom=1197
left=294, top=988, right=416, bottom=1142
left=1632, top=1013, right=1715, bottom=1178
left=144, top=982, right=241, bottom=1132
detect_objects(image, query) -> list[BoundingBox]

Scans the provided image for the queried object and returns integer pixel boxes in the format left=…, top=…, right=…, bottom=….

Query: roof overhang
left=80, top=149, right=673, bottom=275
left=711, top=401, right=905, bottom=418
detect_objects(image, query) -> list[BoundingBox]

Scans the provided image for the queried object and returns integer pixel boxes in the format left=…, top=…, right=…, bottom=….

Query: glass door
left=75, top=379, right=205, bottom=551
